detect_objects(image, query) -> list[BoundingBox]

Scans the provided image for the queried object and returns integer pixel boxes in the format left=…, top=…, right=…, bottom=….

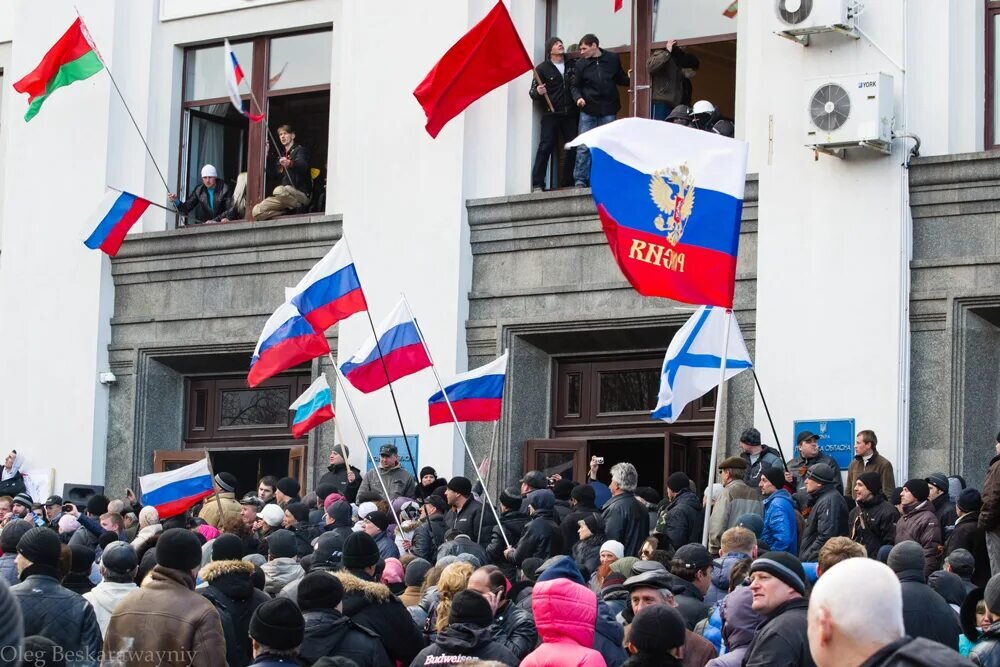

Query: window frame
left=986, top=1, right=1000, bottom=150
left=176, top=27, right=332, bottom=227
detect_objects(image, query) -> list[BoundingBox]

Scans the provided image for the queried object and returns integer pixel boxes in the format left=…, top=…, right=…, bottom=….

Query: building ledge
left=909, top=150, right=1000, bottom=188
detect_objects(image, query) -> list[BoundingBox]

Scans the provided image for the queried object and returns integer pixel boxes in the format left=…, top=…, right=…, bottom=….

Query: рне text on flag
left=652, top=306, right=752, bottom=423
left=340, top=299, right=431, bottom=393
left=288, top=239, right=367, bottom=333
left=224, top=39, right=264, bottom=122
left=568, top=118, right=749, bottom=308
left=248, top=302, right=330, bottom=388
left=82, top=190, right=151, bottom=256
left=428, top=352, right=508, bottom=426
left=413, top=1, right=533, bottom=138
left=289, top=374, right=335, bottom=438
left=139, top=457, right=214, bottom=519
left=13, top=17, right=104, bottom=122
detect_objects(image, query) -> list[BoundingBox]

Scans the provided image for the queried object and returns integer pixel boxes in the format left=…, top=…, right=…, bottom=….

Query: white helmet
left=691, top=100, right=716, bottom=115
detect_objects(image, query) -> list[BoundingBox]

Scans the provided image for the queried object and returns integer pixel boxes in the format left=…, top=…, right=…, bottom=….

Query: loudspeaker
left=62, top=483, right=105, bottom=508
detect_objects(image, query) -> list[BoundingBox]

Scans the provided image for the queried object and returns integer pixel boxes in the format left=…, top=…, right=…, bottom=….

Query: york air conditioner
left=804, top=72, right=893, bottom=154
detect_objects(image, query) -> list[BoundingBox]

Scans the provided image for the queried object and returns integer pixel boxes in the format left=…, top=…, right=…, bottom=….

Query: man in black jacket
left=886, top=540, right=961, bottom=650
left=602, top=462, right=649, bottom=557
left=168, top=164, right=233, bottom=224
left=560, top=484, right=600, bottom=554
left=412, top=494, right=449, bottom=563
left=410, top=590, right=518, bottom=666
left=927, top=472, right=958, bottom=538
left=530, top=36, right=577, bottom=191
left=297, top=570, right=392, bottom=666
left=785, top=430, right=843, bottom=510
left=252, top=124, right=313, bottom=220
left=570, top=33, right=629, bottom=187
left=317, top=446, right=361, bottom=503
left=505, top=489, right=562, bottom=566
left=799, top=463, right=849, bottom=562
left=666, top=543, right=712, bottom=630
left=946, top=489, right=989, bottom=587
left=487, top=488, right=530, bottom=579
left=849, top=472, right=897, bottom=559
left=742, top=551, right=815, bottom=667
left=467, top=565, right=537, bottom=661
left=445, top=476, right=494, bottom=548
left=655, top=471, right=703, bottom=550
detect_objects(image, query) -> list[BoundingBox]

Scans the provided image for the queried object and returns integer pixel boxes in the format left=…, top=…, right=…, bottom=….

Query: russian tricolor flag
left=340, top=300, right=431, bottom=393
left=139, top=457, right=214, bottom=519
left=428, top=352, right=508, bottom=426
left=289, top=374, right=335, bottom=438
left=224, top=39, right=264, bottom=123
left=568, top=118, right=748, bottom=308
left=288, top=239, right=368, bottom=332
left=82, top=190, right=151, bottom=256
left=248, top=302, right=330, bottom=387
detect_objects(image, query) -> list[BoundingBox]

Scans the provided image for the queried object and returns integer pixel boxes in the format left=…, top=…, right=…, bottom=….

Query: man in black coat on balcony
left=168, top=164, right=233, bottom=224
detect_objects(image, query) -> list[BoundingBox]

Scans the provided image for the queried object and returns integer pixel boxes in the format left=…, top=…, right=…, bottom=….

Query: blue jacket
left=761, top=489, right=798, bottom=554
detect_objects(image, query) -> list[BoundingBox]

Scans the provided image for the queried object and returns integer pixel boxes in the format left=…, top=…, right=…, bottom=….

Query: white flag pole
left=702, top=308, right=733, bottom=550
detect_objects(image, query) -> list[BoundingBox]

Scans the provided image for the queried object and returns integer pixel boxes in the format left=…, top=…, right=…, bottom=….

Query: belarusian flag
left=13, top=18, right=105, bottom=122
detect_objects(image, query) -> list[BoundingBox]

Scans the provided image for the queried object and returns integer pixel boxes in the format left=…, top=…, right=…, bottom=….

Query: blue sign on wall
left=792, top=418, right=856, bottom=468
left=366, top=435, right=419, bottom=473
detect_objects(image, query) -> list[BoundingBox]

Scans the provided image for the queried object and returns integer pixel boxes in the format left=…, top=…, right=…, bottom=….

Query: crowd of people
left=1, top=428, right=999, bottom=666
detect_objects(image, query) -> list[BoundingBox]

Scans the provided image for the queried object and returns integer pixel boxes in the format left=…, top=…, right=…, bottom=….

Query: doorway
left=589, top=437, right=666, bottom=496
left=153, top=445, right=306, bottom=499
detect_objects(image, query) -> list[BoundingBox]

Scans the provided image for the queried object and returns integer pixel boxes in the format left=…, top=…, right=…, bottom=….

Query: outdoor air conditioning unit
left=776, top=0, right=859, bottom=44
left=804, top=73, right=893, bottom=155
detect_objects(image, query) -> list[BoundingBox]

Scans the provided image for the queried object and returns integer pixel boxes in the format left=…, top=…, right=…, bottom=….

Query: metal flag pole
left=477, top=417, right=500, bottom=541
left=326, top=357, right=402, bottom=529
left=701, top=308, right=733, bottom=550
left=752, top=369, right=788, bottom=471
left=237, top=69, right=297, bottom=192
left=401, top=295, right=510, bottom=548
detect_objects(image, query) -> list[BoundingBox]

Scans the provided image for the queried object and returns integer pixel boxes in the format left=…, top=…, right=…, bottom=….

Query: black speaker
left=62, top=483, right=105, bottom=508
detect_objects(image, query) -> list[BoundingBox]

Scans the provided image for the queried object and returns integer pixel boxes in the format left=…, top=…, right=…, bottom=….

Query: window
left=987, top=1, right=1000, bottom=148
left=185, top=374, right=310, bottom=446
left=179, top=29, right=331, bottom=226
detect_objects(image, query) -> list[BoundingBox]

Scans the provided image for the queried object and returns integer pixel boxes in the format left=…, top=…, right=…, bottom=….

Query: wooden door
left=524, top=439, right=588, bottom=484
left=153, top=449, right=207, bottom=473
left=288, top=445, right=306, bottom=487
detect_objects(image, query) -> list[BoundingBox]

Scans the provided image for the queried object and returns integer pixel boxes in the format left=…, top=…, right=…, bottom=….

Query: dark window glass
left=193, top=390, right=207, bottom=430
left=597, top=369, right=659, bottom=413
left=184, top=42, right=254, bottom=101
left=537, top=451, right=575, bottom=481
left=567, top=373, right=582, bottom=416
left=701, top=388, right=717, bottom=408
left=220, top=388, right=289, bottom=428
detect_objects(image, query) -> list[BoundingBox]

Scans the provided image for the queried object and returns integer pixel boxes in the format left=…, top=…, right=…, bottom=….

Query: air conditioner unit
left=776, top=0, right=858, bottom=44
left=804, top=73, right=893, bottom=154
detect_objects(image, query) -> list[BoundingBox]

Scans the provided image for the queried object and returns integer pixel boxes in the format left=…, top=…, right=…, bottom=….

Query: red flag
left=614, top=0, right=624, bottom=12
left=414, top=1, right=532, bottom=138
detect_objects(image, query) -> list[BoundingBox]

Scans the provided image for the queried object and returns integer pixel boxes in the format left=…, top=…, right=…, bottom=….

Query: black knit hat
left=446, top=476, right=472, bottom=496
left=904, top=479, right=929, bottom=503
left=500, top=486, right=523, bottom=510
left=11, top=493, right=32, bottom=510
left=926, top=473, right=950, bottom=494
left=582, top=513, right=604, bottom=536
left=0, top=520, right=33, bottom=553
left=629, top=604, right=686, bottom=653
left=211, top=533, right=245, bottom=562
left=405, top=558, right=433, bottom=587
left=250, top=597, right=304, bottom=650
left=571, top=484, right=596, bottom=505
left=276, top=477, right=300, bottom=497
left=806, top=463, right=837, bottom=485
left=214, top=472, right=237, bottom=493
left=16, top=527, right=61, bottom=567
left=267, top=529, right=297, bottom=559
left=521, top=557, right=544, bottom=582
left=342, top=531, right=380, bottom=569
left=959, top=488, right=983, bottom=513
left=761, top=466, right=785, bottom=490
left=156, top=528, right=203, bottom=571
left=297, top=571, right=344, bottom=611
left=86, top=494, right=110, bottom=516
left=858, top=472, right=882, bottom=496
left=553, top=479, right=575, bottom=501
left=70, top=544, right=95, bottom=574
left=285, top=502, right=310, bottom=523
left=365, top=510, right=390, bottom=532
left=420, top=466, right=436, bottom=479
left=449, top=589, right=494, bottom=627
left=749, top=551, right=806, bottom=596
left=667, top=472, right=691, bottom=493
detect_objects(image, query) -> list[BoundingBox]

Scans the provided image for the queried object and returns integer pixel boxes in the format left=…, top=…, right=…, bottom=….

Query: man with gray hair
left=808, top=557, right=971, bottom=666
left=601, top=462, right=648, bottom=557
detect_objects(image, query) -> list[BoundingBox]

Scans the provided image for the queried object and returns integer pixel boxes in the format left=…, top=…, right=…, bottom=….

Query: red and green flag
left=13, top=18, right=104, bottom=122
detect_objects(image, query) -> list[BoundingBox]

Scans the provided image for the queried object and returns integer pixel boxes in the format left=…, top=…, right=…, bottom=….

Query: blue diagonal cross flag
left=653, top=306, right=753, bottom=423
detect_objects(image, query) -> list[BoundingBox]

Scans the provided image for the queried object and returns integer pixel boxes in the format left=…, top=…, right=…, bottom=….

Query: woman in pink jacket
left=521, top=577, right=608, bottom=667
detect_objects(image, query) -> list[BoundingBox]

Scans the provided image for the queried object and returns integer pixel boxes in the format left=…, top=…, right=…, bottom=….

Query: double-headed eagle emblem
left=650, top=164, right=695, bottom=246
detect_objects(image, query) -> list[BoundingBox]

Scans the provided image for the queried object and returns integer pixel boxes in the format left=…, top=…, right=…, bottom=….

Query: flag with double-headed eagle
left=568, top=118, right=748, bottom=308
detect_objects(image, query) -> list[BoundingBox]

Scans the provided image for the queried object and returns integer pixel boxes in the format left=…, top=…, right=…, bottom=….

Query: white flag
left=652, top=306, right=752, bottom=423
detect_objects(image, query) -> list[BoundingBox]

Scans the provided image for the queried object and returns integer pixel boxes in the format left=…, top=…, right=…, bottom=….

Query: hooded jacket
left=488, top=509, right=530, bottom=577
left=740, top=597, right=815, bottom=667
left=410, top=622, right=519, bottom=666
left=335, top=568, right=426, bottom=665
left=896, top=501, right=944, bottom=578
left=704, top=552, right=751, bottom=608
left=708, top=479, right=762, bottom=554
left=318, top=461, right=363, bottom=503
left=705, top=586, right=762, bottom=667
left=741, top=445, right=784, bottom=491
left=301, top=607, right=392, bottom=667
left=850, top=493, right=898, bottom=559
left=511, top=506, right=563, bottom=565
left=799, top=483, right=850, bottom=562
left=0, top=451, right=25, bottom=497
left=932, top=493, right=958, bottom=535
left=413, top=513, right=448, bottom=563
left=490, top=599, right=538, bottom=661
left=261, top=556, right=304, bottom=595
left=199, top=559, right=270, bottom=667
left=83, top=580, right=138, bottom=635
left=12, top=566, right=102, bottom=662
left=761, top=489, right=798, bottom=555
left=656, top=487, right=704, bottom=550
left=866, top=636, right=975, bottom=666
left=521, top=578, right=608, bottom=667
left=602, top=491, right=650, bottom=558
left=896, top=567, right=961, bottom=651
left=359, top=464, right=417, bottom=501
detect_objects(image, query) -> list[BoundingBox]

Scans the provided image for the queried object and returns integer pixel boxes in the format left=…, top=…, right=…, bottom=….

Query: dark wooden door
left=524, top=439, right=588, bottom=484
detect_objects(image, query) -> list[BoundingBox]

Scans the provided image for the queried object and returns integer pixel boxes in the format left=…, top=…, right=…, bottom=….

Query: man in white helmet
left=690, top=100, right=719, bottom=131
left=168, top=164, right=234, bottom=225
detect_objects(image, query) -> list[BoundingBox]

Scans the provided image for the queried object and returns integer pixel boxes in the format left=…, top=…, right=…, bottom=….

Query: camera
left=63, top=503, right=74, bottom=513
left=594, top=457, right=605, bottom=465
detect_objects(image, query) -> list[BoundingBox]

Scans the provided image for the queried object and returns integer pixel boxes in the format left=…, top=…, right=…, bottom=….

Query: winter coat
left=130, top=523, right=162, bottom=553
left=602, top=492, right=650, bottom=557
left=669, top=574, right=710, bottom=630
left=741, top=597, right=814, bottom=667
left=317, top=462, right=363, bottom=503
left=447, top=497, right=495, bottom=548
left=335, top=568, right=426, bottom=665
left=562, top=504, right=601, bottom=554
left=511, top=509, right=563, bottom=565
left=288, top=522, right=318, bottom=557
left=846, top=452, right=896, bottom=505
left=175, top=180, right=233, bottom=223
left=705, top=587, right=761, bottom=667
left=63, top=571, right=96, bottom=595
left=199, top=559, right=270, bottom=667
left=0, top=456, right=25, bottom=498
left=417, top=477, right=447, bottom=500
left=488, top=509, right=530, bottom=578
left=11, top=568, right=102, bottom=662
left=896, top=569, right=961, bottom=651
left=196, top=491, right=242, bottom=529
left=982, top=454, right=1000, bottom=532
left=410, top=622, right=518, bottom=666
left=573, top=534, right=604, bottom=581
left=359, top=464, right=416, bottom=501
left=300, top=607, right=392, bottom=667
left=261, top=556, right=304, bottom=595
left=866, top=636, right=974, bottom=666
left=947, top=512, right=990, bottom=587
left=851, top=494, right=898, bottom=559
left=490, top=600, right=538, bottom=661
left=761, top=489, right=798, bottom=554
left=786, top=451, right=844, bottom=511
left=104, top=565, right=227, bottom=667
left=521, top=578, right=608, bottom=667
left=742, top=446, right=784, bottom=492
left=374, top=529, right=400, bottom=560
left=530, top=60, right=575, bottom=114
left=708, top=480, right=762, bottom=555
left=646, top=46, right=699, bottom=106
left=656, top=487, right=704, bottom=550
left=972, top=621, right=1000, bottom=667
left=0, top=553, right=17, bottom=586
left=933, top=493, right=959, bottom=535
left=704, top=552, right=751, bottom=607
left=799, top=483, right=850, bottom=561
left=412, top=513, right=448, bottom=563
left=83, top=580, right=138, bottom=636
left=436, top=534, right=489, bottom=566
left=569, top=49, right=630, bottom=117
left=896, top=501, right=944, bottom=578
